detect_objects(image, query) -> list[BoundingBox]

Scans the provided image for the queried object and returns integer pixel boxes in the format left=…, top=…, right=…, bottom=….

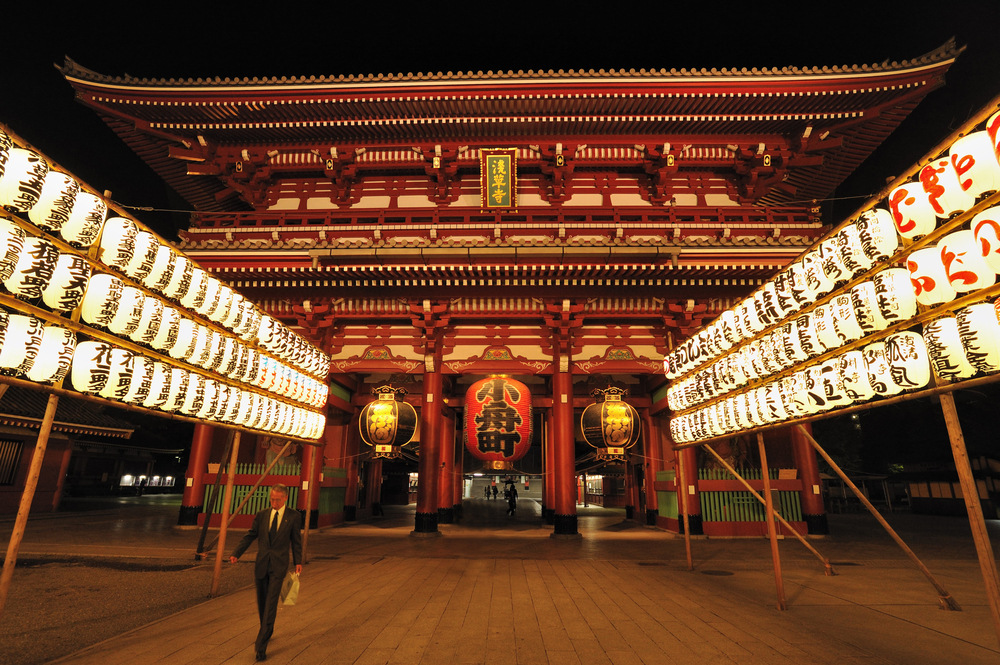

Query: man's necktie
left=269, top=511, right=278, bottom=540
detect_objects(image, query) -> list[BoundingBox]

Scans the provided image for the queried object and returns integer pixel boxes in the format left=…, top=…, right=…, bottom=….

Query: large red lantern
left=359, top=385, right=417, bottom=459
left=464, top=376, right=533, bottom=470
left=580, top=386, right=641, bottom=461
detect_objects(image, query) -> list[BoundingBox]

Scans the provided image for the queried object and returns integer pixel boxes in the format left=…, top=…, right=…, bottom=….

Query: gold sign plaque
left=480, top=148, right=518, bottom=209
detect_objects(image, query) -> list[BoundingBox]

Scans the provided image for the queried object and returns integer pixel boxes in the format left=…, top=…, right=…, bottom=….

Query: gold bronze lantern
left=359, top=385, right=418, bottom=459
left=580, top=386, right=641, bottom=462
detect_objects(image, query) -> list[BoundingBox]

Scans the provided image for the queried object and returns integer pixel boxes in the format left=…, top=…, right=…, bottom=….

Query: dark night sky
left=2, top=3, right=998, bottom=238
left=2, top=3, right=999, bottom=465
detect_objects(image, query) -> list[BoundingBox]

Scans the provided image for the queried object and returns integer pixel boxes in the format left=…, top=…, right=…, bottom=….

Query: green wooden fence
left=202, top=461, right=302, bottom=515
left=655, top=470, right=678, bottom=519
left=698, top=468, right=802, bottom=523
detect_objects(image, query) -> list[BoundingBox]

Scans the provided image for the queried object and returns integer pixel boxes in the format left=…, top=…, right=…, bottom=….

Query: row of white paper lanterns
left=0, top=312, right=325, bottom=439
left=665, top=112, right=1000, bottom=389
left=0, top=130, right=329, bottom=380
left=670, top=301, right=1000, bottom=444
left=0, top=216, right=327, bottom=407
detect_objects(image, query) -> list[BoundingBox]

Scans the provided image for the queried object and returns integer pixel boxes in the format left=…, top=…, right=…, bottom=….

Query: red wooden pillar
left=641, top=410, right=659, bottom=525
left=543, top=409, right=554, bottom=523
left=414, top=365, right=442, bottom=534
left=678, top=445, right=703, bottom=534
left=178, top=423, right=215, bottom=525
left=792, top=422, right=828, bottom=534
left=342, top=420, right=361, bottom=521
left=551, top=367, right=578, bottom=536
left=438, top=407, right=456, bottom=523
left=51, top=444, right=73, bottom=512
left=624, top=457, right=636, bottom=519
left=454, top=432, right=465, bottom=511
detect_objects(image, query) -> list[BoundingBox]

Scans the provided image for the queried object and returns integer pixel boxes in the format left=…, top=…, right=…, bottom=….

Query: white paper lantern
left=25, top=325, right=76, bottom=383
left=97, top=217, right=138, bottom=271
left=0, top=314, right=42, bottom=375
left=851, top=281, right=890, bottom=333
left=61, top=191, right=107, bottom=247
left=196, top=378, right=219, bottom=419
left=142, top=361, right=173, bottom=409
left=70, top=341, right=115, bottom=394
left=922, top=317, right=976, bottom=381
left=122, top=354, right=154, bottom=405
left=41, top=251, right=91, bottom=313
left=818, top=237, right=849, bottom=285
left=812, top=303, right=841, bottom=352
left=170, top=317, right=199, bottom=360
left=938, top=229, right=996, bottom=293
left=918, top=157, right=977, bottom=219
left=208, top=284, right=234, bottom=325
left=163, top=254, right=194, bottom=301
left=956, top=303, right=1000, bottom=374
left=179, top=373, right=206, bottom=416
left=906, top=246, right=956, bottom=306
left=804, top=365, right=832, bottom=412
left=0, top=215, right=25, bottom=283
left=888, top=182, right=937, bottom=240
left=223, top=386, right=243, bottom=423
left=837, top=224, right=874, bottom=276
left=872, top=268, right=917, bottom=325
left=123, top=231, right=159, bottom=282
left=28, top=171, right=79, bottom=232
left=884, top=331, right=931, bottom=390
left=107, top=286, right=145, bottom=337
left=972, top=206, right=1000, bottom=274
left=949, top=131, right=1000, bottom=200
left=130, top=296, right=164, bottom=345
left=839, top=350, right=876, bottom=402
left=197, top=276, right=223, bottom=318
left=0, top=148, right=48, bottom=212
left=856, top=208, right=900, bottom=263
left=862, top=342, right=904, bottom=396
left=0, top=130, right=13, bottom=176
left=150, top=306, right=182, bottom=352
left=795, top=312, right=822, bottom=359
left=180, top=267, right=208, bottom=311
left=164, top=368, right=190, bottom=412
left=99, top=348, right=137, bottom=401
left=142, top=244, right=176, bottom=293
left=4, top=236, right=58, bottom=299
left=188, top=324, right=212, bottom=367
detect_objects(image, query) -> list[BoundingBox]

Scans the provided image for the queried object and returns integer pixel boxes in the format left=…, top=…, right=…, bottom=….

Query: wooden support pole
left=796, top=425, right=961, bottom=611
left=0, top=394, right=59, bottom=618
left=675, top=449, right=694, bottom=571
left=210, top=430, right=241, bottom=597
left=936, top=395, right=1000, bottom=638
left=301, top=444, right=319, bottom=565
left=703, top=443, right=835, bottom=576
left=757, top=432, right=787, bottom=611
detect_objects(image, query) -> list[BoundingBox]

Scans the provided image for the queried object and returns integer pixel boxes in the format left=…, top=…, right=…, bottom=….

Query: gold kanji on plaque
left=480, top=148, right=518, bottom=210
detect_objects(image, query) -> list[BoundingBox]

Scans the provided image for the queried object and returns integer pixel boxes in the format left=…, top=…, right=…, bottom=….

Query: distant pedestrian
left=484, top=485, right=491, bottom=500
left=507, top=486, right=517, bottom=516
left=491, top=485, right=498, bottom=500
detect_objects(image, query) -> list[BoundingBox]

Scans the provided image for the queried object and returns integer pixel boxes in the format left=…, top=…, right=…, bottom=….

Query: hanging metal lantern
left=359, top=385, right=417, bottom=459
left=581, top=386, right=640, bottom=461
left=464, top=375, right=533, bottom=470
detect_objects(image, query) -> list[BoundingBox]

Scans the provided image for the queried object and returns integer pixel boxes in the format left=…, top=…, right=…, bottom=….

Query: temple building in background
left=58, top=41, right=961, bottom=536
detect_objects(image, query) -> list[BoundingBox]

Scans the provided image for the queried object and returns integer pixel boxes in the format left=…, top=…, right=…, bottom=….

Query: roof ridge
left=58, top=39, right=963, bottom=88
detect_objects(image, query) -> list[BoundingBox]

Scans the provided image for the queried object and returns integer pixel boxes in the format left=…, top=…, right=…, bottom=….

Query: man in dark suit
left=229, top=483, right=303, bottom=661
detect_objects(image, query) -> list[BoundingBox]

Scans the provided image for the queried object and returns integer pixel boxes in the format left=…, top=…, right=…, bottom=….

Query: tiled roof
left=0, top=386, right=134, bottom=438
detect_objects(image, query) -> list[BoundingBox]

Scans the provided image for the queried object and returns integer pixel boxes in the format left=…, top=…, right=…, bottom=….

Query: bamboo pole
left=796, top=425, right=961, bottom=612
left=703, top=443, right=835, bottom=575
left=0, top=394, right=59, bottom=617
left=935, top=395, right=1000, bottom=638
left=201, top=440, right=293, bottom=556
left=675, top=451, right=694, bottom=571
left=210, top=431, right=242, bottom=597
left=757, top=432, right=787, bottom=611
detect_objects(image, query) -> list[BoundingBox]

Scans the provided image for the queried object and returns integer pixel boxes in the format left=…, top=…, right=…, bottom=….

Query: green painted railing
left=203, top=484, right=301, bottom=516
left=697, top=468, right=802, bottom=523
left=655, top=470, right=678, bottom=519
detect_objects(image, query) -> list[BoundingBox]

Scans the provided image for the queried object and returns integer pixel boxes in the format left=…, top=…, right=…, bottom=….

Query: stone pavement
left=6, top=495, right=1000, bottom=664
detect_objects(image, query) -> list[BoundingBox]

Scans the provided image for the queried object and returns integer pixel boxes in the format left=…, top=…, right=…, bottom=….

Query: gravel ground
left=1, top=556, right=251, bottom=665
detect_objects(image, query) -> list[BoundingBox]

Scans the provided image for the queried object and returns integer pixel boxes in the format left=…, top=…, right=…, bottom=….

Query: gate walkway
left=4, top=495, right=1000, bottom=664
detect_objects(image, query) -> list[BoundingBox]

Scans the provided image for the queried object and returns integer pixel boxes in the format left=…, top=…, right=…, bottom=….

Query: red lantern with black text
left=580, top=387, right=641, bottom=461
left=359, top=385, right=417, bottom=459
left=464, top=376, right=533, bottom=470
